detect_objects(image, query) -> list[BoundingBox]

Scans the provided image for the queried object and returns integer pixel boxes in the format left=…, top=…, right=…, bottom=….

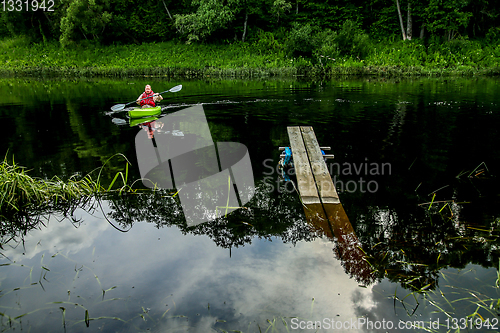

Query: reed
left=0, top=155, right=94, bottom=220
left=421, top=269, right=500, bottom=332
left=0, top=153, right=139, bottom=225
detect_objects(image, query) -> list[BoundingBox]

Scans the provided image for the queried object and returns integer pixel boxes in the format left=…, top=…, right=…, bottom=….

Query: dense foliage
left=1, top=36, right=499, bottom=77
left=2, top=0, right=499, bottom=46
left=1, top=0, right=500, bottom=75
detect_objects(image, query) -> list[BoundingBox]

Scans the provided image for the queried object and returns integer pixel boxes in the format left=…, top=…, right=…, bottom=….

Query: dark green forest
left=2, top=0, right=500, bottom=76
left=2, top=0, right=500, bottom=46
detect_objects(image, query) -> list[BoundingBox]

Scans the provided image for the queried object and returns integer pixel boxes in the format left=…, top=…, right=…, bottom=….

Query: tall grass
left=0, top=154, right=137, bottom=226
left=0, top=156, right=94, bottom=219
left=0, top=39, right=296, bottom=78
left=1, top=35, right=500, bottom=78
left=391, top=268, right=500, bottom=333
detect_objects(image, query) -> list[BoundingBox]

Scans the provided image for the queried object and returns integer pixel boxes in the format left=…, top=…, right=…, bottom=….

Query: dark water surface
left=1, top=77, right=500, bottom=332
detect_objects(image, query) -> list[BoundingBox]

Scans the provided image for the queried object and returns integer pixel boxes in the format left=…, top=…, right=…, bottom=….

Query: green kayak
left=128, top=106, right=162, bottom=118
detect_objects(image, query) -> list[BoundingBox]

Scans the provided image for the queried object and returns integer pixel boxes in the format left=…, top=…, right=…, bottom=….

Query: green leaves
left=270, top=0, right=292, bottom=23
left=1, top=0, right=499, bottom=46
left=284, top=20, right=370, bottom=61
left=284, top=23, right=315, bottom=58
left=424, top=0, right=473, bottom=37
left=59, top=0, right=113, bottom=47
left=175, top=0, right=242, bottom=43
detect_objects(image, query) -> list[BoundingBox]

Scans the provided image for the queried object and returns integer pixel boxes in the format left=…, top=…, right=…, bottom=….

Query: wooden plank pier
left=286, top=126, right=339, bottom=205
left=283, top=126, right=374, bottom=285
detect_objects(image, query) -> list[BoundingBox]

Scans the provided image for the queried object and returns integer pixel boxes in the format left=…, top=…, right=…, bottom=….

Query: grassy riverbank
left=2, top=36, right=500, bottom=77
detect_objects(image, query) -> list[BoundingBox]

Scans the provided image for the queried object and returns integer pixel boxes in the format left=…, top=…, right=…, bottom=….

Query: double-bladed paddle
left=111, top=84, right=183, bottom=111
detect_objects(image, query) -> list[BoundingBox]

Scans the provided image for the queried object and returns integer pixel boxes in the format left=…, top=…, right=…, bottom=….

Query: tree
left=270, top=0, right=292, bottom=24
left=465, top=0, right=499, bottom=38
left=396, top=0, right=406, bottom=40
left=0, top=1, right=65, bottom=42
left=296, top=0, right=363, bottom=31
left=396, top=0, right=414, bottom=40
left=406, top=1, right=412, bottom=39
left=174, top=0, right=270, bottom=43
left=174, top=0, right=241, bottom=42
left=59, top=0, right=112, bottom=46
left=424, top=0, right=472, bottom=40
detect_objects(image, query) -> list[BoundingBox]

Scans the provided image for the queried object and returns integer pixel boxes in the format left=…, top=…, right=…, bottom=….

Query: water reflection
left=1, top=76, right=500, bottom=331
left=304, top=203, right=375, bottom=286
left=0, top=197, right=379, bottom=332
left=135, top=117, right=162, bottom=137
left=1, top=186, right=498, bottom=332
left=105, top=181, right=312, bottom=246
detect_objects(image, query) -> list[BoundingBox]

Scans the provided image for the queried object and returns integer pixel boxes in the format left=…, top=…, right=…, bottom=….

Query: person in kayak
left=137, top=85, right=163, bottom=108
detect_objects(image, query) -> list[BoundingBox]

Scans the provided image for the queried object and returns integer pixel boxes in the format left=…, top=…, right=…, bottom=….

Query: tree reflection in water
left=101, top=169, right=500, bottom=296
left=105, top=181, right=316, bottom=249
left=352, top=171, right=500, bottom=294
left=1, top=173, right=499, bottom=299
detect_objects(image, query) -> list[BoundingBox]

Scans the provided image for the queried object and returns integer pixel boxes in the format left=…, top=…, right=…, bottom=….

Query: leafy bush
left=0, top=36, right=31, bottom=50
left=253, top=29, right=284, bottom=55
left=447, top=37, right=476, bottom=54
left=309, top=20, right=371, bottom=64
left=335, top=20, right=371, bottom=59
left=313, top=29, right=339, bottom=60
left=486, top=27, right=500, bottom=43
left=284, top=23, right=317, bottom=58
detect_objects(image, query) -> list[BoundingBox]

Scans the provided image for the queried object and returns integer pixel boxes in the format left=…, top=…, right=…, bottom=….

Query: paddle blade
left=169, top=85, right=182, bottom=93
left=111, top=104, right=126, bottom=111
left=111, top=118, right=127, bottom=125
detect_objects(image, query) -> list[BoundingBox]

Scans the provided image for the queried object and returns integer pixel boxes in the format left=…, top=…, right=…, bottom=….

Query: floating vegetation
left=359, top=160, right=500, bottom=332
left=0, top=251, right=187, bottom=332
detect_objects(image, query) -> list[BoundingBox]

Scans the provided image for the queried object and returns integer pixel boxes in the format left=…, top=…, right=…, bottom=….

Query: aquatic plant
left=0, top=155, right=94, bottom=222
left=390, top=268, right=500, bottom=333
left=0, top=153, right=140, bottom=229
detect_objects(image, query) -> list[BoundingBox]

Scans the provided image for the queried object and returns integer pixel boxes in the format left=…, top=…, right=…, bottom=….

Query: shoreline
left=2, top=65, right=499, bottom=78
left=2, top=38, right=500, bottom=79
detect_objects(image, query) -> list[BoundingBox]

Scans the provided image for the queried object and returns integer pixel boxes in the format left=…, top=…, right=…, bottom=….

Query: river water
left=1, top=76, right=499, bottom=332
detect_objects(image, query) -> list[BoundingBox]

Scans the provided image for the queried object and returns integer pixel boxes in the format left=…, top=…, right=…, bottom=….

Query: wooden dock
left=287, top=126, right=339, bottom=205
left=285, top=126, right=374, bottom=285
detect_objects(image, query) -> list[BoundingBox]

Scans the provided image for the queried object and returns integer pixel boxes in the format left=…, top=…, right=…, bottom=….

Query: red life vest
left=140, top=91, right=156, bottom=107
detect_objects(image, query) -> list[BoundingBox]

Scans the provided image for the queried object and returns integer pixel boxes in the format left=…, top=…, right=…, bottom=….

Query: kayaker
left=137, top=85, right=163, bottom=108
